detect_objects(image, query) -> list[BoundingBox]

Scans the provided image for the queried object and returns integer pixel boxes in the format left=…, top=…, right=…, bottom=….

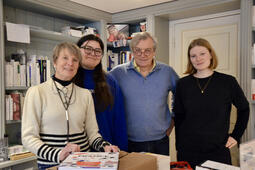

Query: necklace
left=53, top=80, right=74, bottom=142
left=195, top=75, right=213, bottom=94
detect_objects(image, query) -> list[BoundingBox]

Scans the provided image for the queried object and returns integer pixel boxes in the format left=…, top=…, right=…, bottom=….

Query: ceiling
left=69, top=0, right=175, bottom=13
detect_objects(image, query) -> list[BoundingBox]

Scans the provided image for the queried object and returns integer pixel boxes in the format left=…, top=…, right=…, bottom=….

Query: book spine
left=10, top=93, right=21, bottom=120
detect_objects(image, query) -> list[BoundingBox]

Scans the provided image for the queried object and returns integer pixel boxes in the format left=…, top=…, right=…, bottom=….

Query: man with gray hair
left=109, top=32, right=179, bottom=155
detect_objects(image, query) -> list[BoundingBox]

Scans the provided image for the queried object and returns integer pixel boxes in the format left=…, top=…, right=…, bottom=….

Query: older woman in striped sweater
left=22, top=42, right=118, bottom=170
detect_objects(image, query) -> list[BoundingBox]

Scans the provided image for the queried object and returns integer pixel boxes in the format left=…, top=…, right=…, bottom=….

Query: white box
left=240, top=139, right=255, bottom=170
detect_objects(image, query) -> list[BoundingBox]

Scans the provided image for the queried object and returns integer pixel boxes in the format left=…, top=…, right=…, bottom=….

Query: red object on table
left=170, top=161, right=193, bottom=170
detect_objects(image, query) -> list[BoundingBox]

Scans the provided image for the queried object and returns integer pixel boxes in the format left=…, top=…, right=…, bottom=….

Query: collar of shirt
left=133, top=58, right=156, bottom=73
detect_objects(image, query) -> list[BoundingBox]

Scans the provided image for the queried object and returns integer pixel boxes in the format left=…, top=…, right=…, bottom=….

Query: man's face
left=133, top=38, right=155, bottom=68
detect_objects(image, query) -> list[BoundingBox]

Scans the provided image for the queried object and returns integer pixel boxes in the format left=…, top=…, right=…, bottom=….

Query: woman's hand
left=59, top=143, right=80, bottom=161
left=103, top=145, right=120, bottom=152
left=225, top=136, right=237, bottom=149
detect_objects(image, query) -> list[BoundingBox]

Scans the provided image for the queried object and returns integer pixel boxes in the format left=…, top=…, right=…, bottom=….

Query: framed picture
left=106, top=24, right=129, bottom=43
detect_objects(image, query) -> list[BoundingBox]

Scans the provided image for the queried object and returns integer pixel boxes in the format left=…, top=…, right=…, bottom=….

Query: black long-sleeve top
left=173, top=71, right=249, bottom=153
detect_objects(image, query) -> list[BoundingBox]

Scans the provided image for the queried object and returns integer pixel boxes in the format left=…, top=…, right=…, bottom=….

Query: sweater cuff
left=99, top=141, right=111, bottom=152
left=37, top=144, right=62, bottom=163
left=56, top=148, right=62, bottom=164
left=229, top=133, right=240, bottom=144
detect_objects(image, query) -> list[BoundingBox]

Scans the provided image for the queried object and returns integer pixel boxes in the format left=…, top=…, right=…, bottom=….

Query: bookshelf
left=252, top=2, right=255, bottom=107
left=5, top=87, right=28, bottom=91
left=30, top=28, right=79, bottom=42
left=106, top=21, right=145, bottom=71
left=1, top=0, right=105, bottom=141
left=0, top=0, right=109, bottom=168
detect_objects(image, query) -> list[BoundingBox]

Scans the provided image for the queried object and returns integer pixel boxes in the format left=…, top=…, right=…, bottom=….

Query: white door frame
left=169, top=10, right=240, bottom=79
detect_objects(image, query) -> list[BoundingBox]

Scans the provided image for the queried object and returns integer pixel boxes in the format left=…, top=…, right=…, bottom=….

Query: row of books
left=5, top=92, right=24, bottom=121
left=108, top=39, right=129, bottom=48
left=107, top=50, right=132, bottom=71
left=5, top=54, right=51, bottom=87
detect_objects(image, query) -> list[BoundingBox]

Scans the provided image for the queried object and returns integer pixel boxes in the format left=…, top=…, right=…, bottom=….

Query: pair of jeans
left=38, top=163, right=56, bottom=170
left=128, top=135, right=169, bottom=155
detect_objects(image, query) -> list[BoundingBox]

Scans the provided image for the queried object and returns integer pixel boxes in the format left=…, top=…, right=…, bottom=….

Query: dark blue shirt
left=81, top=68, right=128, bottom=151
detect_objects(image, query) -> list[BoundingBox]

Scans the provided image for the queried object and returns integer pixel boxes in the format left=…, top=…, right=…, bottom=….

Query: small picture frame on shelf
left=140, top=21, right=147, bottom=32
left=107, top=24, right=129, bottom=47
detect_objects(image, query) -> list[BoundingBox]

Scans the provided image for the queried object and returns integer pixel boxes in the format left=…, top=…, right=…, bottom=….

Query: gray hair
left=52, top=42, right=82, bottom=64
left=130, top=32, right=157, bottom=52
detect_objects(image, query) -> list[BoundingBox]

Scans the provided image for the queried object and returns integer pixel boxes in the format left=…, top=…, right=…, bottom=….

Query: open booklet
left=58, top=152, right=119, bottom=170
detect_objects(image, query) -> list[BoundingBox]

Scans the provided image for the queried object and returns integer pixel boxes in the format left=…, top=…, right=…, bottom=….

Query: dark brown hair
left=75, top=34, right=113, bottom=112
left=185, top=38, right=218, bottom=74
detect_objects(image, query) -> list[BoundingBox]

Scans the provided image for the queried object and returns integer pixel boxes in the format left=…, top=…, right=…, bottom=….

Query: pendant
left=201, top=90, right=204, bottom=93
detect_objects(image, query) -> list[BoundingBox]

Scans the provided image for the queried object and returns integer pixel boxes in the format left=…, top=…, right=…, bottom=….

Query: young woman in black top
left=173, top=38, right=249, bottom=168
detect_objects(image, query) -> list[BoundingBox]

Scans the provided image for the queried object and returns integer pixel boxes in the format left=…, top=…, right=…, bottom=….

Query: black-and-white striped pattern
left=37, top=131, right=106, bottom=165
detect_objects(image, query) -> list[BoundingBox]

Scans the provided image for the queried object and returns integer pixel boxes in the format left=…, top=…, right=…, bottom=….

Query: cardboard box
left=47, top=151, right=157, bottom=170
left=118, top=151, right=157, bottom=170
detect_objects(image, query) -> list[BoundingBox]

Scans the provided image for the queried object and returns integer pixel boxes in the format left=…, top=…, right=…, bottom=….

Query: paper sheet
left=201, top=160, right=240, bottom=170
left=6, top=22, right=30, bottom=43
left=196, top=166, right=210, bottom=170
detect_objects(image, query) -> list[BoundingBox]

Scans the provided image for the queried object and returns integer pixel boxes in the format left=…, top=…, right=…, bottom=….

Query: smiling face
left=133, top=38, right=155, bottom=69
left=80, top=40, right=103, bottom=70
left=54, top=48, right=79, bottom=81
left=189, top=45, right=212, bottom=73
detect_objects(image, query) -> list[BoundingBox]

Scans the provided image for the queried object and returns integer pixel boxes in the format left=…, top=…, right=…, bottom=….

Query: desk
left=47, top=152, right=170, bottom=170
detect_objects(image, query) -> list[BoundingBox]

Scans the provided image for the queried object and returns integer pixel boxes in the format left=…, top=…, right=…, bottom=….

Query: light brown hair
left=52, top=42, right=82, bottom=64
left=185, top=38, right=218, bottom=74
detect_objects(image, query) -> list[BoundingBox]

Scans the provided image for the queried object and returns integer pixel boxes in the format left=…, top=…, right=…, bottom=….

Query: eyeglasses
left=133, top=47, right=153, bottom=56
left=80, top=46, right=103, bottom=57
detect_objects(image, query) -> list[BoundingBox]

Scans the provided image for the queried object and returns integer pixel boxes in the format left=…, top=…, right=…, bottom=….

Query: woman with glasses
left=22, top=42, right=119, bottom=170
left=74, top=34, right=128, bottom=151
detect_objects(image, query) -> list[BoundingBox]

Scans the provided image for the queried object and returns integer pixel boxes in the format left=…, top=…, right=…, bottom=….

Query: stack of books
left=8, top=145, right=35, bottom=161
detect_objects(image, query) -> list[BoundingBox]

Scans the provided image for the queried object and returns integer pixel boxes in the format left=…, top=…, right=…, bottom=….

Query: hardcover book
left=10, top=93, right=21, bottom=120
left=59, top=152, right=119, bottom=170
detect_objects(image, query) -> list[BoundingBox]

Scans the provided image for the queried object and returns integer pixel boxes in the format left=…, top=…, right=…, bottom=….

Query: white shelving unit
left=0, top=156, right=37, bottom=169
left=30, top=28, right=79, bottom=42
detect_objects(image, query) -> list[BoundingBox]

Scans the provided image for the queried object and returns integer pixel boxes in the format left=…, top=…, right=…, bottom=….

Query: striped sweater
left=22, top=79, right=109, bottom=166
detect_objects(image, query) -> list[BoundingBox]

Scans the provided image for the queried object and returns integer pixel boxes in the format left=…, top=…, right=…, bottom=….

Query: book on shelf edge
left=58, top=152, right=119, bottom=170
left=10, top=93, right=21, bottom=120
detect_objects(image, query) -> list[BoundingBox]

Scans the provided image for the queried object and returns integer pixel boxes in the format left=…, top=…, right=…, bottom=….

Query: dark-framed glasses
left=80, top=46, right=103, bottom=57
left=133, top=47, right=153, bottom=56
